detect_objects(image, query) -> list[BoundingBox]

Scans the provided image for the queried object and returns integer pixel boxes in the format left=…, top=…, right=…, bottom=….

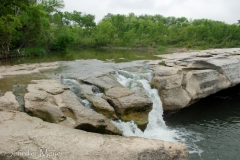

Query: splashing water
left=111, top=69, right=204, bottom=155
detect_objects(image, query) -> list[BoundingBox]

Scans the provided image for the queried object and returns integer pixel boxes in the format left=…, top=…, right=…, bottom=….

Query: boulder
left=84, top=75, right=153, bottom=130
left=24, top=79, right=121, bottom=135
left=25, top=80, right=67, bottom=124
left=150, top=68, right=191, bottom=110
left=62, top=90, right=121, bottom=135
left=84, top=75, right=122, bottom=91
left=79, top=84, right=118, bottom=120
left=0, top=91, right=20, bottom=111
left=0, top=111, right=189, bottom=160
left=103, top=87, right=153, bottom=130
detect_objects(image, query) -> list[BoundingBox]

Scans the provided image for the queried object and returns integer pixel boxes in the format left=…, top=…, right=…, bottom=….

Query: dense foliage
left=1, top=0, right=240, bottom=58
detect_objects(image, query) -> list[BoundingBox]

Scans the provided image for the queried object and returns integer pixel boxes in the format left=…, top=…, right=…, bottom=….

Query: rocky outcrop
left=24, top=79, right=121, bottom=135
left=0, top=111, right=189, bottom=160
left=0, top=91, right=20, bottom=111
left=85, top=75, right=153, bottom=130
left=151, top=48, right=240, bottom=110
left=0, top=62, right=58, bottom=77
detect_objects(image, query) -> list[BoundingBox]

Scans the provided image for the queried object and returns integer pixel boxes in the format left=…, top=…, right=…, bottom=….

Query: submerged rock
left=24, top=79, right=121, bottom=135
left=0, top=111, right=189, bottom=160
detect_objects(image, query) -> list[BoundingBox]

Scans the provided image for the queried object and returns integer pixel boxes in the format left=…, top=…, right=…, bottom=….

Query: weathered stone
left=0, top=111, right=189, bottom=160
left=185, top=70, right=231, bottom=100
left=103, top=87, right=153, bottom=130
left=25, top=81, right=66, bottom=124
left=84, top=94, right=118, bottom=120
left=62, top=90, right=121, bottom=135
left=105, top=87, right=134, bottom=98
left=152, top=48, right=240, bottom=110
left=24, top=79, right=121, bottom=135
left=150, top=65, right=180, bottom=77
left=188, top=58, right=240, bottom=86
left=0, top=91, right=20, bottom=111
left=84, top=75, right=122, bottom=91
left=67, top=83, right=118, bottom=120
left=0, top=62, right=58, bottom=77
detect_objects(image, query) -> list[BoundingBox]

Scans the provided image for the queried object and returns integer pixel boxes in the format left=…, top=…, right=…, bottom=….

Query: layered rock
left=24, top=79, right=121, bottom=135
left=78, top=84, right=118, bottom=120
left=151, top=48, right=240, bottom=110
left=84, top=75, right=153, bottom=130
left=0, top=62, right=58, bottom=77
left=0, top=111, right=189, bottom=160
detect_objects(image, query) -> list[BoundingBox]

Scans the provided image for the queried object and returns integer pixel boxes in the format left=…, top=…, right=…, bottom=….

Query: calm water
left=164, top=85, right=240, bottom=160
left=0, top=49, right=159, bottom=66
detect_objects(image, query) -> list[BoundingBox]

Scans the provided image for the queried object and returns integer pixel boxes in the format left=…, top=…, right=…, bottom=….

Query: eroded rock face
left=151, top=48, right=240, bottom=111
left=0, top=111, right=189, bottom=160
left=24, top=79, right=121, bottom=135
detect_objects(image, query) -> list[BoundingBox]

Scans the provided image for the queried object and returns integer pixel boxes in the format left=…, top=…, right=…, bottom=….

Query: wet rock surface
left=0, top=111, right=189, bottom=160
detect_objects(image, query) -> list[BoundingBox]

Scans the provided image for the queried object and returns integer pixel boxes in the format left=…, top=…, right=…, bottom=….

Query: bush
left=50, top=34, right=74, bottom=51
left=11, top=47, right=46, bottom=57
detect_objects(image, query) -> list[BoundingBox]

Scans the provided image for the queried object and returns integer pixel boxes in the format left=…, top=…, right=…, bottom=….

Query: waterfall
left=111, top=69, right=203, bottom=155
left=60, top=69, right=203, bottom=155
left=111, top=69, right=177, bottom=142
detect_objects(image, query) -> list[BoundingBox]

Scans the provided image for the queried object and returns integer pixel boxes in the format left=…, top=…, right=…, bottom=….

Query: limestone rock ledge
left=0, top=62, right=58, bottom=77
left=24, top=79, right=121, bottom=135
left=151, top=48, right=240, bottom=111
left=0, top=111, right=189, bottom=160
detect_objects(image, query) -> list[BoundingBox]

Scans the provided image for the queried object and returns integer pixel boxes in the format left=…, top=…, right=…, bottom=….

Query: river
left=0, top=49, right=240, bottom=159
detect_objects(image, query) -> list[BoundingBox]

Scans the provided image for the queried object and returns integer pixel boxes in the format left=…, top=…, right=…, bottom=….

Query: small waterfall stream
left=111, top=69, right=177, bottom=142
left=111, top=69, right=203, bottom=155
left=60, top=67, right=203, bottom=156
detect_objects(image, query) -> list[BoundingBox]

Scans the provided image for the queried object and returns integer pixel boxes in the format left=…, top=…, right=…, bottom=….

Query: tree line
left=1, top=0, right=240, bottom=58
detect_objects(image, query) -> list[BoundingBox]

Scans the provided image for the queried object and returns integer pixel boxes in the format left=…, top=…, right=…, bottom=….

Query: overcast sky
left=63, top=0, right=239, bottom=24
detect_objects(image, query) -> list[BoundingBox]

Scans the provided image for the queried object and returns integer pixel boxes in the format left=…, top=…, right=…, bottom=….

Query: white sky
left=63, top=0, right=240, bottom=24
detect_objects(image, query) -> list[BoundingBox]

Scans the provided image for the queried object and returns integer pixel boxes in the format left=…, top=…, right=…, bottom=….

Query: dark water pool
left=164, top=85, right=240, bottom=160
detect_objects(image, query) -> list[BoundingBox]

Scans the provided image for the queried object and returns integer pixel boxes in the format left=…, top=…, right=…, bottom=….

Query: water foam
left=111, top=69, right=203, bottom=155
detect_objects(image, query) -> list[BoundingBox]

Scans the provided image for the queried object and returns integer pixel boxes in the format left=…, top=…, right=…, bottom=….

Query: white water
left=61, top=69, right=203, bottom=155
left=111, top=69, right=204, bottom=155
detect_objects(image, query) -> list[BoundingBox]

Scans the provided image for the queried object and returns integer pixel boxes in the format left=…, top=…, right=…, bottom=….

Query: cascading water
left=111, top=69, right=177, bottom=142
left=111, top=69, right=203, bottom=155
left=60, top=67, right=203, bottom=156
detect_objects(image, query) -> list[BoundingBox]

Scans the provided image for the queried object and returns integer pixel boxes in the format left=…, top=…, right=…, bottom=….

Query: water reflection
left=164, top=84, right=240, bottom=160
left=0, top=49, right=160, bottom=66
